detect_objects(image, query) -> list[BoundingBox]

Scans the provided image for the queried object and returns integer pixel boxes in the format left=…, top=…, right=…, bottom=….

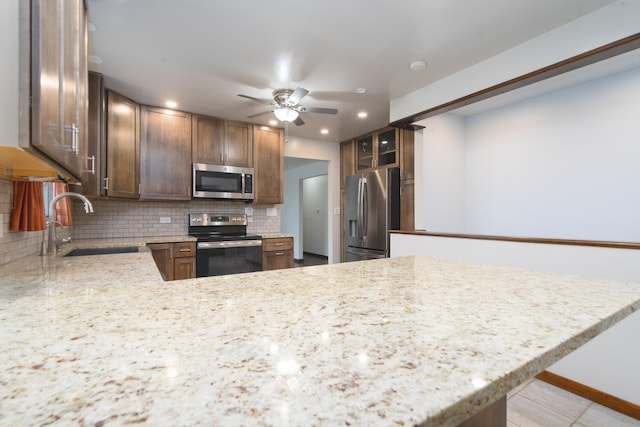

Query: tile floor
left=507, top=379, right=640, bottom=427
left=294, top=252, right=328, bottom=267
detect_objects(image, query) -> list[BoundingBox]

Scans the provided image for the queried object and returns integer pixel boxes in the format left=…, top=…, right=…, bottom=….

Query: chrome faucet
left=42, top=192, right=94, bottom=255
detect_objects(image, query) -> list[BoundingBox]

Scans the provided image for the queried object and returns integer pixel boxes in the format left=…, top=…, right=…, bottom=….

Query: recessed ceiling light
left=165, top=100, right=177, bottom=108
left=357, top=111, right=368, bottom=119
left=269, top=120, right=278, bottom=126
left=88, top=55, right=102, bottom=64
left=409, top=60, right=427, bottom=73
left=355, top=88, right=366, bottom=94
left=320, top=128, right=329, bottom=135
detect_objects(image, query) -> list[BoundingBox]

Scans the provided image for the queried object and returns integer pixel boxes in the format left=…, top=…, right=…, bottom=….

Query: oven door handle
left=197, top=240, right=263, bottom=249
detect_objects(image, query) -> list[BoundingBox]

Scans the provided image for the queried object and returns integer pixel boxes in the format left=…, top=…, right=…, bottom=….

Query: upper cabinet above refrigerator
left=356, top=127, right=398, bottom=172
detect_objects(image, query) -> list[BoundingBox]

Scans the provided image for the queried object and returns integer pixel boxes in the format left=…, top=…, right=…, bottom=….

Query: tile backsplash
left=71, top=198, right=281, bottom=239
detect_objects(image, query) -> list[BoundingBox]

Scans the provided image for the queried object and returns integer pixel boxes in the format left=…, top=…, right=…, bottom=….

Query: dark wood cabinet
left=356, top=127, right=399, bottom=172
left=140, top=106, right=192, bottom=200
left=340, top=139, right=355, bottom=189
left=30, top=0, right=88, bottom=180
left=78, top=71, right=105, bottom=197
left=192, top=116, right=253, bottom=167
left=262, top=237, right=294, bottom=271
left=105, top=90, right=140, bottom=198
left=148, top=241, right=196, bottom=281
left=253, top=125, right=284, bottom=204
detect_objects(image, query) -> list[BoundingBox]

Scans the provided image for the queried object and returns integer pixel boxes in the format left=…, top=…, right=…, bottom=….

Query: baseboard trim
left=536, top=370, right=640, bottom=421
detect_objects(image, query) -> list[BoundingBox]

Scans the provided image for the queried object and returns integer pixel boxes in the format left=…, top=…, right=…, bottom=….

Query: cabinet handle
left=220, top=152, right=224, bottom=163
left=82, top=155, right=95, bottom=174
left=63, top=123, right=79, bottom=154
left=274, top=252, right=284, bottom=256
left=274, top=242, right=284, bottom=246
left=179, top=248, right=191, bottom=252
left=103, top=177, right=109, bottom=191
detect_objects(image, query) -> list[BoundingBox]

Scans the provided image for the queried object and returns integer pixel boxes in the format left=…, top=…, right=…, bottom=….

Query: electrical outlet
left=266, top=207, right=277, bottom=217
left=159, top=216, right=171, bottom=224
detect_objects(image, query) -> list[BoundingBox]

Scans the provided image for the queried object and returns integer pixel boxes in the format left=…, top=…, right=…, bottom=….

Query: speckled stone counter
left=1, top=255, right=639, bottom=426
left=260, top=233, right=294, bottom=239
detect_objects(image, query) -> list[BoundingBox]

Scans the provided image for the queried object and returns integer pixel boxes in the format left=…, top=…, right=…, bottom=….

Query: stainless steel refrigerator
left=344, top=167, right=400, bottom=261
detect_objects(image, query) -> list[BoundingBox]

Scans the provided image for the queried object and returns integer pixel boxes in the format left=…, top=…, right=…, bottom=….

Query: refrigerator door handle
left=356, top=177, right=362, bottom=237
left=361, top=177, right=368, bottom=237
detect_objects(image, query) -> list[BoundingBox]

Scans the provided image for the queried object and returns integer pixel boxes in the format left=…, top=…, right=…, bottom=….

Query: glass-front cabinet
left=356, top=128, right=398, bottom=171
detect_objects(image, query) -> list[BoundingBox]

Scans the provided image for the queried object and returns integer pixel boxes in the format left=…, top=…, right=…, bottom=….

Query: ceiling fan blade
left=238, top=94, right=271, bottom=103
left=299, top=106, right=338, bottom=115
left=293, top=116, right=305, bottom=126
left=287, top=87, right=309, bottom=105
left=247, top=110, right=274, bottom=118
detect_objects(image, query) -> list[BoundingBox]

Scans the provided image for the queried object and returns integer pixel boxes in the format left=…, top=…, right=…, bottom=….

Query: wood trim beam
left=536, top=370, right=640, bottom=421
left=390, top=33, right=640, bottom=129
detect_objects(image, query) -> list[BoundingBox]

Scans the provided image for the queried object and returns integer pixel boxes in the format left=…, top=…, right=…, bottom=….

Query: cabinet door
left=356, top=134, right=374, bottom=171
left=340, top=139, right=355, bottom=189
left=192, top=114, right=225, bottom=165
left=140, top=106, right=192, bottom=200
left=79, top=71, right=105, bottom=197
left=148, top=243, right=174, bottom=281
left=376, top=128, right=398, bottom=168
left=253, top=126, right=284, bottom=204
left=31, top=0, right=86, bottom=180
left=263, top=250, right=294, bottom=271
left=106, top=90, right=139, bottom=198
left=400, top=180, right=415, bottom=231
left=174, top=256, right=196, bottom=280
left=400, top=129, right=415, bottom=181
left=225, top=121, right=253, bottom=167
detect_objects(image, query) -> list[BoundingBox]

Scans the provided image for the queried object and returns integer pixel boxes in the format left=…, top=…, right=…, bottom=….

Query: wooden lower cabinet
left=262, top=237, right=294, bottom=271
left=147, top=241, right=196, bottom=281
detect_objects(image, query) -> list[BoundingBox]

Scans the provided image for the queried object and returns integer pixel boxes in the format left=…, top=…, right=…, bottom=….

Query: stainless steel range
left=188, top=213, right=262, bottom=277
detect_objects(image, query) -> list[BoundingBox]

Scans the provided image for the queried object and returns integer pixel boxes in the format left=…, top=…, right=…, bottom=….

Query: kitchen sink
left=63, top=246, right=140, bottom=257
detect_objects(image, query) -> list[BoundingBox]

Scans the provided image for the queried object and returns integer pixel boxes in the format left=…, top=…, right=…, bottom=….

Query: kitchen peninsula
left=1, top=251, right=639, bottom=426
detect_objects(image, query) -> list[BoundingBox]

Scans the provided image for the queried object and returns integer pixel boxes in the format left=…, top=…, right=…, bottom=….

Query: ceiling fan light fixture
left=274, top=107, right=299, bottom=122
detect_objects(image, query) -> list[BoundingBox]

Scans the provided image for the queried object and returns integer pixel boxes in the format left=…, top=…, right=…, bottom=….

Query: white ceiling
left=86, top=0, right=616, bottom=142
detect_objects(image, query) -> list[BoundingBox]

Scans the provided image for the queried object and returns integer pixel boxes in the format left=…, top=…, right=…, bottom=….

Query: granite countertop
left=260, top=233, right=294, bottom=239
left=1, top=252, right=639, bottom=426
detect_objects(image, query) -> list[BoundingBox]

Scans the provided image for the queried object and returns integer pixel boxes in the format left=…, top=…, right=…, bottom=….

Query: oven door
left=196, top=240, right=262, bottom=277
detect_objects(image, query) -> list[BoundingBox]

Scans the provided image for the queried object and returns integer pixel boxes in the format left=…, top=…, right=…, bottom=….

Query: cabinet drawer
left=173, top=241, right=196, bottom=257
left=263, top=237, right=293, bottom=252
left=263, top=249, right=294, bottom=271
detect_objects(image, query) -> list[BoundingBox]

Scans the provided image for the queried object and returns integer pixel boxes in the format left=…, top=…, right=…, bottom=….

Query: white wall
left=418, top=115, right=466, bottom=233
left=463, top=67, right=640, bottom=241
left=282, top=160, right=329, bottom=259
left=283, top=137, right=340, bottom=263
left=302, top=175, right=328, bottom=256
left=391, top=0, right=640, bottom=122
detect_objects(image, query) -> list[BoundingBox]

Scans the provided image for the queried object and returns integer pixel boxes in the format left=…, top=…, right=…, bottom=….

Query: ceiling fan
left=238, top=87, right=338, bottom=126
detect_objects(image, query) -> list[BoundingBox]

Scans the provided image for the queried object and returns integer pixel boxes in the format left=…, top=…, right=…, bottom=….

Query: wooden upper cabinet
left=106, top=90, right=140, bottom=199
left=30, top=0, right=88, bottom=180
left=356, top=127, right=399, bottom=172
left=340, top=139, right=355, bottom=189
left=78, top=71, right=105, bottom=197
left=225, top=121, right=253, bottom=167
left=192, top=115, right=253, bottom=168
left=399, top=129, right=415, bottom=181
left=140, top=106, right=192, bottom=200
left=253, top=125, right=284, bottom=204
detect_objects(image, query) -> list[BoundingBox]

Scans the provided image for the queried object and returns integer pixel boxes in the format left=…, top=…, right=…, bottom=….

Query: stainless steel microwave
left=192, top=163, right=254, bottom=200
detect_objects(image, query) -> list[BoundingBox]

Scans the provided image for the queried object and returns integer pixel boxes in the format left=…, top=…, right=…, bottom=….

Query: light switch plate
left=334, top=208, right=340, bottom=215
left=159, top=216, right=171, bottom=224
left=266, top=207, right=277, bottom=217
left=244, top=206, right=253, bottom=216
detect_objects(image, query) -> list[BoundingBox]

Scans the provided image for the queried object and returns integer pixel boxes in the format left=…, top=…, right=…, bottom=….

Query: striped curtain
left=10, top=181, right=46, bottom=231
